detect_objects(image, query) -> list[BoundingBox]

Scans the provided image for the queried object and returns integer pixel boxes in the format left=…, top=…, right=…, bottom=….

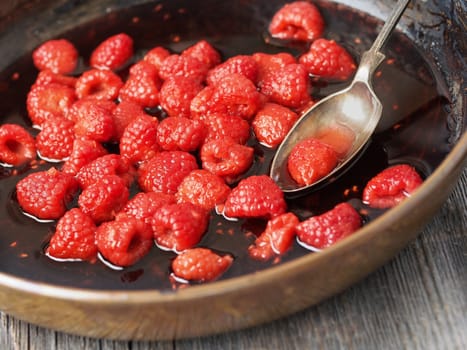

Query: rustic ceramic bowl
left=0, top=0, right=465, bottom=340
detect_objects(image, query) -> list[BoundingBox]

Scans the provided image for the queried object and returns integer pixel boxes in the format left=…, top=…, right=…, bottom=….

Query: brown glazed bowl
left=0, top=0, right=465, bottom=340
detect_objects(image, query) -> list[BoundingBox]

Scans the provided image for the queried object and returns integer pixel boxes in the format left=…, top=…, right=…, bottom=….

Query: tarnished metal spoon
left=270, top=0, right=411, bottom=196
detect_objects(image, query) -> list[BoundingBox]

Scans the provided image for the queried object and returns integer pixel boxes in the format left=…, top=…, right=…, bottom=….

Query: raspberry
left=249, top=212, right=299, bottom=261
left=259, top=63, right=311, bottom=109
left=46, top=208, right=97, bottom=261
left=76, top=154, right=135, bottom=189
left=120, top=115, right=160, bottom=164
left=143, top=46, right=171, bottom=70
left=268, top=1, right=324, bottom=42
left=0, top=124, right=36, bottom=166
left=90, top=33, right=134, bottom=70
left=72, top=98, right=116, bottom=142
left=296, top=202, right=361, bottom=250
left=159, top=76, right=203, bottom=118
left=78, top=175, right=130, bottom=223
left=151, top=202, right=208, bottom=252
left=252, top=103, right=299, bottom=147
left=176, top=169, right=231, bottom=211
left=34, top=70, right=77, bottom=88
left=253, top=52, right=297, bottom=83
left=120, top=191, right=176, bottom=225
left=16, top=167, right=79, bottom=220
left=299, top=38, right=356, bottom=81
left=362, top=164, right=424, bottom=209
left=26, top=83, right=76, bottom=127
left=223, top=175, right=287, bottom=219
left=171, top=248, right=233, bottom=282
left=195, top=113, right=251, bottom=145
left=287, top=138, right=339, bottom=186
left=61, top=138, right=108, bottom=175
left=156, top=116, right=206, bottom=152
left=111, top=100, right=149, bottom=141
left=66, top=97, right=115, bottom=123
left=158, top=54, right=209, bottom=83
left=96, top=214, right=153, bottom=267
left=181, top=40, right=221, bottom=70
left=32, top=39, right=78, bottom=74
left=200, top=138, right=254, bottom=180
left=35, top=116, right=75, bottom=161
left=206, top=55, right=258, bottom=85
left=75, top=68, right=124, bottom=101
left=137, top=151, right=198, bottom=194
left=118, top=61, right=161, bottom=107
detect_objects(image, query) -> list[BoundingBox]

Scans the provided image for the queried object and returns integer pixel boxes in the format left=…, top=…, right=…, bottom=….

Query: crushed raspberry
left=35, top=117, right=75, bottom=161
left=143, top=46, right=171, bottom=70
left=46, top=208, right=97, bottom=261
left=181, top=40, right=221, bottom=70
left=96, top=214, right=153, bottom=267
left=252, top=103, right=299, bottom=147
left=120, top=191, right=176, bottom=226
left=172, top=248, right=233, bottom=282
left=120, top=115, right=160, bottom=164
left=137, top=151, right=198, bottom=194
left=363, top=164, right=424, bottom=209
left=296, top=202, right=361, bottom=250
left=32, top=39, right=78, bottom=74
left=206, top=55, right=258, bottom=85
left=118, top=61, right=161, bottom=107
left=90, top=33, right=134, bottom=70
left=0, top=124, right=36, bottom=166
left=195, top=113, right=251, bottom=145
left=75, top=68, right=123, bottom=101
left=176, top=169, right=231, bottom=211
left=156, top=116, right=206, bottom=152
left=151, top=202, right=208, bottom=252
left=159, top=54, right=209, bottom=83
left=287, top=138, right=339, bottom=186
left=223, top=175, right=287, bottom=219
left=34, top=70, right=77, bottom=88
left=159, top=76, right=203, bottom=118
left=268, top=1, right=324, bottom=42
left=299, top=38, right=356, bottom=81
left=61, top=137, right=108, bottom=175
left=72, top=98, right=116, bottom=142
left=111, top=100, right=148, bottom=141
left=16, top=167, right=79, bottom=220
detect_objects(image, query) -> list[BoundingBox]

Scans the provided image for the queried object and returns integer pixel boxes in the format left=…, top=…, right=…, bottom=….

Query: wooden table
left=1, top=169, right=465, bottom=349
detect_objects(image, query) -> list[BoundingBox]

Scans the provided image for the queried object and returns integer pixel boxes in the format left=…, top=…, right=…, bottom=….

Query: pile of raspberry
left=0, top=1, right=423, bottom=284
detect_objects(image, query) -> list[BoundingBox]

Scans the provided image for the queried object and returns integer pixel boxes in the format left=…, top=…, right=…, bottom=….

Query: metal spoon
left=270, top=0, right=411, bottom=196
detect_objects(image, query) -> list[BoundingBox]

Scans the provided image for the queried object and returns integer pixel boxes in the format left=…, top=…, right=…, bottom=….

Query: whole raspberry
left=171, top=248, right=233, bottom=283
left=206, top=55, right=258, bottom=85
left=253, top=52, right=297, bottom=83
left=176, top=169, right=231, bottom=211
left=159, top=76, right=203, bottom=118
left=75, top=68, right=123, bottom=101
left=34, top=70, right=77, bottom=88
left=32, top=39, right=79, bottom=74
left=35, top=117, right=75, bottom=162
left=299, top=38, right=356, bottom=81
left=287, top=138, right=339, bottom=186
left=151, top=202, right=208, bottom=252
left=296, top=202, right=361, bottom=250
left=111, top=100, right=149, bottom=141
left=269, top=1, right=324, bottom=42
left=78, top=175, right=130, bottom=223
left=90, top=33, right=134, bottom=70
left=158, top=54, right=209, bottom=83
left=252, top=103, right=299, bottom=147
left=181, top=40, right=221, bottom=70
left=72, top=98, right=116, bottom=142
left=61, top=137, right=108, bottom=175
left=120, top=191, right=176, bottom=225
left=46, top=208, right=97, bottom=261
left=16, top=167, right=79, bottom=220
left=195, top=113, right=251, bottom=145
left=137, top=151, right=198, bottom=194
left=156, top=116, right=206, bottom=152
left=363, top=164, right=424, bottom=209
left=96, top=214, right=153, bottom=267
left=143, top=46, right=171, bottom=70
left=0, top=124, right=36, bottom=166
left=66, top=96, right=116, bottom=123
left=223, top=175, right=287, bottom=219
left=120, top=115, right=160, bottom=164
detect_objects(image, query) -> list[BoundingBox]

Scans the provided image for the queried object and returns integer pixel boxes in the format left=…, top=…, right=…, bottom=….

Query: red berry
left=223, top=175, right=287, bottom=219
left=176, top=169, right=231, bottom=211
left=143, top=46, right=171, bottom=70
left=159, top=76, right=203, bottom=118
left=252, top=103, right=299, bottom=147
left=299, top=38, right=356, bottom=81
left=171, top=248, right=233, bottom=282
left=61, top=137, right=108, bottom=175
left=159, top=54, right=209, bottom=83
left=35, top=116, right=75, bottom=161
left=195, top=113, right=251, bottom=145
left=120, top=115, right=160, bottom=164
left=253, top=52, right=297, bottom=83
left=0, top=124, right=36, bottom=166
left=151, top=202, right=208, bottom=252
left=32, top=39, right=78, bottom=74
left=75, top=68, right=124, bottom=101
left=269, top=1, right=324, bottom=42
left=90, top=33, right=134, bottom=70
left=181, top=40, right=221, bottom=70
left=137, top=151, right=198, bottom=194
left=46, top=208, right=97, bottom=261
left=287, top=138, right=339, bottom=186
left=156, top=116, right=206, bottom=152
left=111, top=100, right=149, bottom=141
left=16, top=167, right=79, bottom=220
left=78, top=175, right=130, bottom=223
left=72, top=98, right=116, bottom=142
left=96, top=214, right=153, bottom=267
left=249, top=212, right=298, bottom=261
left=296, top=202, right=361, bottom=250
left=363, top=164, right=424, bottom=209
left=118, top=61, right=161, bottom=107
left=120, top=191, right=176, bottom=226
left=34, top=70, right=77, bottom=88
left=206, top=55, right=258, bottom=85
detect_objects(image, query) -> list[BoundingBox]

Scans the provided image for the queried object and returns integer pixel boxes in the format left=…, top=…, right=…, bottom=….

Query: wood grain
left=1, top=169, right=466, bottom=349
